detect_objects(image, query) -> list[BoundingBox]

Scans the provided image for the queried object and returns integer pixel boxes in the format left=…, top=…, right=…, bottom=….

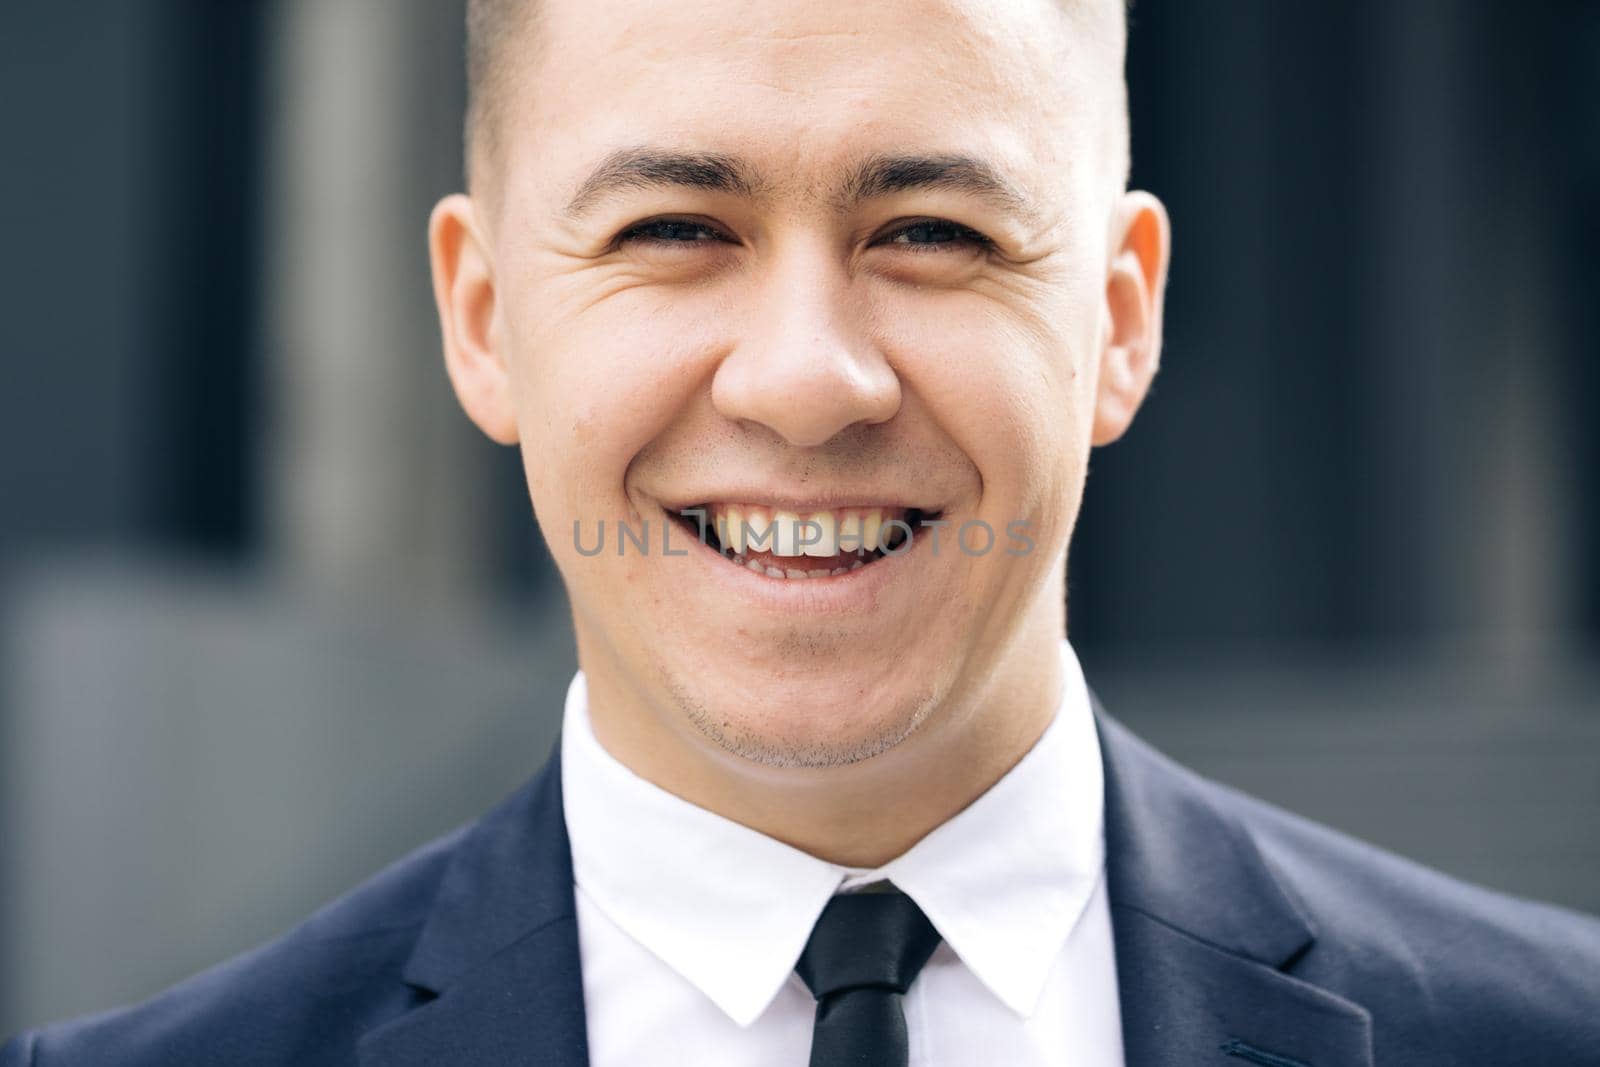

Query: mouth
left=671, top=503, right=940, bottom=580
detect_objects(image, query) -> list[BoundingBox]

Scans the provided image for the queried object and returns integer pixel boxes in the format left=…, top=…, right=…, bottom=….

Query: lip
left=660, top=502, right=932, bottom=616
left=656, top=490, right=947, bottom=516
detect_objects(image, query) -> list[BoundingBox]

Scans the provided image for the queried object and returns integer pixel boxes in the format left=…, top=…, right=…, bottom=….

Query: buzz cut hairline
left=462, top=0, right=1131, bottom=197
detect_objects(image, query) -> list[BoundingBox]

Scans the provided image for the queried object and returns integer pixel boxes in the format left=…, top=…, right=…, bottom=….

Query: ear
left=429, top=193, right=519, bottom=445
left=1092, top=190, right=1171, bottom=446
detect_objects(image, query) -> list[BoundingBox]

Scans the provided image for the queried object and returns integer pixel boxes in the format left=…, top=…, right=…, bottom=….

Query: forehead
left=499, top=0, right=1113, bottom=206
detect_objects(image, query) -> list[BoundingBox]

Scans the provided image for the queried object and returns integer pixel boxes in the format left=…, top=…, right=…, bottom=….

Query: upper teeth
left=696, top=505, right=903, bottom=558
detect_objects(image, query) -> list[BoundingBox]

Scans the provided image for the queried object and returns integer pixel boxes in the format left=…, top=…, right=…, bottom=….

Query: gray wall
left=1, top=561, right=574, bottom=1030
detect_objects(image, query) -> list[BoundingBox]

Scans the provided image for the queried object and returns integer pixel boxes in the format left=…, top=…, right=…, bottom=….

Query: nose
left=711, top=256, right=901, bottom=448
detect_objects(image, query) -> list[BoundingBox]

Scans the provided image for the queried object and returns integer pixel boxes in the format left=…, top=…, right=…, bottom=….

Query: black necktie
left=795, top=889, right=943, bottom=1067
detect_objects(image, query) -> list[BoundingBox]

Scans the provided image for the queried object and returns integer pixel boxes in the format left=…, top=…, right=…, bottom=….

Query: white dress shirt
left=560, top=639, right=1126, bottom=1066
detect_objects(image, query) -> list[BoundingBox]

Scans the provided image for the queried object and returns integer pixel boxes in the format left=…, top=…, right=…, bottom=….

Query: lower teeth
left=739, top=556, right=865, bottom=579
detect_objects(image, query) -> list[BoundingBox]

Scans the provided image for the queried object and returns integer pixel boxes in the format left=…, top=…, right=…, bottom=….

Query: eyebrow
left=562, top=146, right=1039, bottom=224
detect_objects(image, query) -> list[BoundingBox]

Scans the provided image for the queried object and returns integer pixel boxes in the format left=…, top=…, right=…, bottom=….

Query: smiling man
left=6, top=1, right=1600, bottom=1065
left=440, top=0, right=1149, bottom=872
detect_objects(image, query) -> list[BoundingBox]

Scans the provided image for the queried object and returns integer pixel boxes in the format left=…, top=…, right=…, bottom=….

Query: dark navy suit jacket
left=5, top=707, right=1598, bottom=1066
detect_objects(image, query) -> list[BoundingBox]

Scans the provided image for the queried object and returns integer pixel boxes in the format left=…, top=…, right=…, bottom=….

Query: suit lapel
left=358, top=742, right=590, bottom=1067
left=356, top=696, right=1376, bottom=1067
left=1095, top=707, right=1373, bottom=1067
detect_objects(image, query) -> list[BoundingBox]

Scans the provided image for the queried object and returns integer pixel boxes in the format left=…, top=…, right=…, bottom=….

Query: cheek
left=506, top=283, right=726, bottom=519
left=878, top=285, right=1096, bottom=518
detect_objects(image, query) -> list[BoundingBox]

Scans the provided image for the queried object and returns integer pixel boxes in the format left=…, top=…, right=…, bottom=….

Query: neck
left=579, top=589, right=1067, bottom=869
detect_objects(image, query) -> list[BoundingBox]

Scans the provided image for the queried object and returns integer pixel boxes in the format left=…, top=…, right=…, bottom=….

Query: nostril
left=708, top=338, right=901, bottom=448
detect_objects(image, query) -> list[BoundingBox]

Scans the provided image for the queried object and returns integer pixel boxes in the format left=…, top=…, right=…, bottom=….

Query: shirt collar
left=559, top=639, right=1106, bottom=1025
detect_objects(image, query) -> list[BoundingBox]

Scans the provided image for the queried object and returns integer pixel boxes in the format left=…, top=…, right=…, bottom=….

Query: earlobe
left=429, top=193, right=519, bottom=445
left=1091, top=190, right=1171, bottom=447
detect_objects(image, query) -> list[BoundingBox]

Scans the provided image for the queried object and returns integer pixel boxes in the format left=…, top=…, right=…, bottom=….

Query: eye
left=880, top=219, right=993, bottom=253
left=612, top=215, right=991, bottom=256
left=616, top=217, right=732, bottom=248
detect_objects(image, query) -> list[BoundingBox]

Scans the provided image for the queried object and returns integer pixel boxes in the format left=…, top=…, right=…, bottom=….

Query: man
left=5, top=0, right=1598, bottom=1064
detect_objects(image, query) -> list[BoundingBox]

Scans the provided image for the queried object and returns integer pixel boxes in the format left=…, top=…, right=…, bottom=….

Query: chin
left=667, top=660, right=946, bottom=771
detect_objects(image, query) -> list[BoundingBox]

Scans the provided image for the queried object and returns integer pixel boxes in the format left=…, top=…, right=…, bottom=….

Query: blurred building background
left=1, top=0, right=1596, bottom=1034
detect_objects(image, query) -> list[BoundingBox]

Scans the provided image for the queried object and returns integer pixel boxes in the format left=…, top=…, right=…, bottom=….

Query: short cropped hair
left=464, top=0, right=534, bottom=194
left=464, top=0, right=1130, bottom=197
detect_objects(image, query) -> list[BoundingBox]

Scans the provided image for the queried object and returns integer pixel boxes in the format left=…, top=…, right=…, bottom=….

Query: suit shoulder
left=1212, top=779, right=1600, bottom=1058
left=3, top=824, right=467, bottom=1067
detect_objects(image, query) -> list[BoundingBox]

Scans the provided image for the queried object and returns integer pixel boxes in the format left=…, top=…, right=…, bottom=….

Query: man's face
left=444, top=0, right=1155, bottom=768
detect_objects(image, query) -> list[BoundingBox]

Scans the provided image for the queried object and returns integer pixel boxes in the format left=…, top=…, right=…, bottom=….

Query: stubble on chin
left=661, top=664, right=944, bottom=770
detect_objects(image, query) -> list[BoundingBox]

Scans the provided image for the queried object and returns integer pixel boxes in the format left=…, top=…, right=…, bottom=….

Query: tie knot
left=796, top=889, right=943, bottom=999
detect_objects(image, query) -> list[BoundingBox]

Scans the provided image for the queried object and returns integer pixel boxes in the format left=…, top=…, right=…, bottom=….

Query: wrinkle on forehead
left=482, top=0, right=1127, bottom=220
